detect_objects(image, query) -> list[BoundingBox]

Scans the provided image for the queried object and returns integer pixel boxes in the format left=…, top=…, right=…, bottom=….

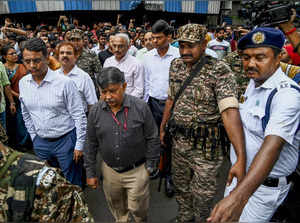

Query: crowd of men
left=0, top=10, right=300, bottom=223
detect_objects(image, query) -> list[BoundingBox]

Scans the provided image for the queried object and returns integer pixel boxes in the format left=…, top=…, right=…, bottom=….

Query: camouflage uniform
left=70, top=29, right=102, bottom=98
left=0, top=143, right=94, bottom=222
left=222, top=51, right=249, bottom=99
left=169, top=24, right=239, bottom=222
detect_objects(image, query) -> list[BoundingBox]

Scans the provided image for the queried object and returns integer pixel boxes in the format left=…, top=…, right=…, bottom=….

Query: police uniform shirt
left=230, top=67, right=300, bottom=178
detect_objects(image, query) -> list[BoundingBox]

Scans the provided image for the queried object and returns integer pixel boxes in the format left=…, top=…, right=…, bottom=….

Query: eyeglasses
left=23, top=58, right=43, bottom=65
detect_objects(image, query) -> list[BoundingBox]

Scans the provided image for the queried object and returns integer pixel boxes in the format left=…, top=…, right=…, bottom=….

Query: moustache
left=105, top=99, right=115, bottom=104
left=181, top=54, right=193, bottom=58
left=246, top=68, right=259, bottom=73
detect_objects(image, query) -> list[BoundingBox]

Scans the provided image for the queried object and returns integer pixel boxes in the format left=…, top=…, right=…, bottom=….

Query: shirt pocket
left=123, top=125, right=144, bottom=146
left=125, top=72, right=133, bottom=87
left=246, top=106, right=265, bottom=136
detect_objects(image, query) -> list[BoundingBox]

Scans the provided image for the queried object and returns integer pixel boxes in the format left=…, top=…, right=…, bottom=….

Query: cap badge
left=252, top=32, right=265, bottom=44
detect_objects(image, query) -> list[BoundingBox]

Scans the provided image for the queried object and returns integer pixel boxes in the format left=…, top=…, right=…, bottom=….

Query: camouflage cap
left=69, top=29, right=84, bottom=39
left=177, top=24, right=207, bottom=43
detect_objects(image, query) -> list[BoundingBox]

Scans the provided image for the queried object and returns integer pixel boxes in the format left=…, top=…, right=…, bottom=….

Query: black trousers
left=148, top=97, right=171, bottom=175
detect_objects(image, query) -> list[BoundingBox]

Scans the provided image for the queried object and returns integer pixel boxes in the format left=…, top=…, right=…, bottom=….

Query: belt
left=111, top=158, right=146, bottom=173
left=262, top=175, right=293, bottom=187
left=42, top=129, right=74, bottom=142
left=149, top=96, right=166, bottom=105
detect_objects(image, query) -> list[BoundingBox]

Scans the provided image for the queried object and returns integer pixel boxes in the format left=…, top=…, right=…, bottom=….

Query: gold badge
left=252, top=32, right=265, bottom=44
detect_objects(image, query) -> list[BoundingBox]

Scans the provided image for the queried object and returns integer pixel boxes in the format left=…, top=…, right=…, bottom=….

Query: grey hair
left=115, top=33, right=130, bottom=46
left=97, top=67, right=125, bottom=89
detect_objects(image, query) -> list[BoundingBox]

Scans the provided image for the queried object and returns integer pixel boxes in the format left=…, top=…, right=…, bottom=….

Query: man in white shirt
left=91, top=31, right=108, bottom=55
left=136, top=31, right=154, bottom=61
left=207, top=27, right=231, bottom=60
left=57, top=41, right=98, bottom=113
left=143, top=19, right=180, bottom=197
left=104, top=33, right=144, bottom=99
left=208, top=28, right=300, bottom=223
left=19, top=38, right=87, bottom=187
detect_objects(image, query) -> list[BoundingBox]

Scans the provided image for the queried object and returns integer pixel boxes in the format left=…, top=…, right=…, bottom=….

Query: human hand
left=226, top=160, right=246, bottom=186
left=86, top=177, right=99, bottom=189
left=73, top=149, right=83, bottom=163
left=10, top=103, right=16, bottom=115
left=159, top=129, right=166, bottom=147
left=207, top=192, right=246, bottom=223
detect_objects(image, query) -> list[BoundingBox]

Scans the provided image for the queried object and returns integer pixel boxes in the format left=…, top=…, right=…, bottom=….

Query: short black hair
left=152, top=19, right=170, bottom=36
left=1, top=44, right=14, bottom=57
left=97, top=67, right=125, bottom=89
left=22, top=38, right=48, bottom=58
left=215, top=27, right=225, bottom=33
left=271, top=47, right=282, bottom=58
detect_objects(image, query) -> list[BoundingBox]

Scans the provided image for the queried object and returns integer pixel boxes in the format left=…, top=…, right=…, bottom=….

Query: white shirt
left=19, top=68, right=87, bottom=151
left=143, top=45, right=180, bottom=101
left=91, top=44, right=108, bottom=55
left=207, top=39, right=231, bottom=60
left=230, top=67, right=300, bottom=177
left=57, top=65, right=98, bottom=113
left=104, top=52, right=144, bottom=98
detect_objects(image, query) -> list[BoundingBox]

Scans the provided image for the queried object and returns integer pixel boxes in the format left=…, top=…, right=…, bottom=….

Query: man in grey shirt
left=84, top=67, right=160, bottom=222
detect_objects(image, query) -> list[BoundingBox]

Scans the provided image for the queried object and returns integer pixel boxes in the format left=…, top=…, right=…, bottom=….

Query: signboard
left=145, top=0, right=163, bottom=11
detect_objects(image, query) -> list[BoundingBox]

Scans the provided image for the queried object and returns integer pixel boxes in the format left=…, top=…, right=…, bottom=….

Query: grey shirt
left=84, top=94, right=160, bottom=178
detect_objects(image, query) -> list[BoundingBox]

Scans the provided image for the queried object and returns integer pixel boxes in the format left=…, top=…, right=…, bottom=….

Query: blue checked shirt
left=19, top=68, right=87, bottom=151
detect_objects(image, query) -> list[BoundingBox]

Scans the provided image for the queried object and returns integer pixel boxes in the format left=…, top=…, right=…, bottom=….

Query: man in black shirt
left=84, top=67, right=160, bottom=222
left=98, top=33, right=115, bottom=66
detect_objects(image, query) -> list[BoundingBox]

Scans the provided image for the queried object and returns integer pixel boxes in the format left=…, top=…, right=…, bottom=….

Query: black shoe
left=165, top=175, right=175, bottom=198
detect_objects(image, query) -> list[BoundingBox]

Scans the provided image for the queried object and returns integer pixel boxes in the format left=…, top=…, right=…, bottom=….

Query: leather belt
left=42, top=129, right=74, bottom=142
left=149, top=96, right=166, bottom=105
left=111, top=158, right=146, bottom=173
left=262, top=175, right=293, bottom=187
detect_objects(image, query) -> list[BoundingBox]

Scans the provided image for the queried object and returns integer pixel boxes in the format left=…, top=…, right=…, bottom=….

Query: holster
left=170, top=120, right=230, bottom=160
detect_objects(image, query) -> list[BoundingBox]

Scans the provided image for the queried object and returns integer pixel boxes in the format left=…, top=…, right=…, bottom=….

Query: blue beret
left=238, top=27, right=285, bottom=50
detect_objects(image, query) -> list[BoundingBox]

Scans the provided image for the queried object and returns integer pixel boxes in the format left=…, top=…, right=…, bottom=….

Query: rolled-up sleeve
left=214, top=61, right=239, bottom=113
left=265, top=88, right=300, bottom=145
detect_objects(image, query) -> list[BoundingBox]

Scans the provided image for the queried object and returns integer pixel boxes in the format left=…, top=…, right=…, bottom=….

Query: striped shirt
left=57, top=65, right=98, bottom=113
left=19, top=68, right=87, bottom=151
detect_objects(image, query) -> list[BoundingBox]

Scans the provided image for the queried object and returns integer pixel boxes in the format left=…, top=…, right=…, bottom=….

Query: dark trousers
left=148, top=97, right=171, bottom=175
left=33, top=128, right=83, bottom=187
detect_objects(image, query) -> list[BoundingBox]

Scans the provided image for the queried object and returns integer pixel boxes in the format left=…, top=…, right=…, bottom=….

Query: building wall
left=0, top=0, right=222, bottom=14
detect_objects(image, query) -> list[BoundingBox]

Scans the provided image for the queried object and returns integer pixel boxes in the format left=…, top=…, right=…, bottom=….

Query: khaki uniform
left=169, top=55, right=238, bottom=221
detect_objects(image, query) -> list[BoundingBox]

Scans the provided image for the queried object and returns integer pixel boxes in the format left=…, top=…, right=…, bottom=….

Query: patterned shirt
left=19, top=68, right=87, bottom=151
left=0, top=62, right=10, bottom=113
left=57, top=65, right=98, bottom=112
left=168, top=56, right=238, bottom=124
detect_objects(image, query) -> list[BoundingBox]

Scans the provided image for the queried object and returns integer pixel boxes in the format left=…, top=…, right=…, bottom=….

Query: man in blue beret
left=208, top=27, right=300, bottom=222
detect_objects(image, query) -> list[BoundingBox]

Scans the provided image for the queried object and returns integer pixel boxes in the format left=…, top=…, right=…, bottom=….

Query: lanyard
left=111, top=107, right=128, bottom=131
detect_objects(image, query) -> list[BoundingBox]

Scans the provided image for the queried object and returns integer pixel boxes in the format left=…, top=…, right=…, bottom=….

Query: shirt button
left=115, top=145, right=119, bottom=148
left=115, top=132, right=119, bottom=135
left=116, top=157, right=120, bottom=160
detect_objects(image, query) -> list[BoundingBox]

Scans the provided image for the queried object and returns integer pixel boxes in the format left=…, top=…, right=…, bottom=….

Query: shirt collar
left=101, top=94, right=131, bottom=110
left=154, top=44, right=173, bottom=57
left=258, top=67, right=283, bottom=89
left=59, top=65, right=79, bottom=77
left=29, top=68, right=53, bottom=83
left=115, top=51, right=130, bottom=63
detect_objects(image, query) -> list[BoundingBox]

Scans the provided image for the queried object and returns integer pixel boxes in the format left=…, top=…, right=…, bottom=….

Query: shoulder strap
left=170, top=56, right=207, bottom=114
left=262, top=85, right=300, bottom=132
